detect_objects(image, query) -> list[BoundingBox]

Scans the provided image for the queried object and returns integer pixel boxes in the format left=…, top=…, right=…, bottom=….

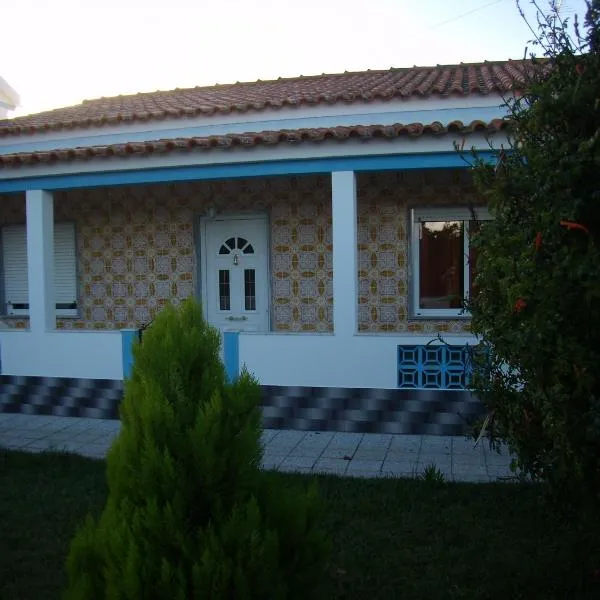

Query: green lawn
left=1, top=450, right=599, bottom=600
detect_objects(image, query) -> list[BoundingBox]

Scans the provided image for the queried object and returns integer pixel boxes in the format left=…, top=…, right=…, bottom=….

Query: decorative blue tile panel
left=398, top=345, right=472, bottom=390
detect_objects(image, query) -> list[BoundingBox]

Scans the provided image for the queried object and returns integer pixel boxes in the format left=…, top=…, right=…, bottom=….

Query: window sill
left=410, top=313, right=472, bottom=320
left=1, top=313, right=81, bottom=320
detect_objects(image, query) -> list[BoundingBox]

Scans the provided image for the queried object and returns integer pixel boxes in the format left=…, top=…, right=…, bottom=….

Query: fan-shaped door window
left=218, top=237, right=254, bottom=255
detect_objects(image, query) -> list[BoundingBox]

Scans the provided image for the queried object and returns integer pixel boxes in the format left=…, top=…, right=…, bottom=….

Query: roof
left=0, top=119, right=510, bottom=168
left=0, top=60, right=533, bottom=137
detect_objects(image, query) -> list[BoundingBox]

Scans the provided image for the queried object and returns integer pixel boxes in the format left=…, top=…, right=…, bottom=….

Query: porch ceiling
left=0, top=119, right=510, bottom=169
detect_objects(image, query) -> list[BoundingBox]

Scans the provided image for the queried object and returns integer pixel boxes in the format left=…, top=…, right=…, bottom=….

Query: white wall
left=238, top=333, right=478, bottom=389
left=0, top=330, right=124, bottom=380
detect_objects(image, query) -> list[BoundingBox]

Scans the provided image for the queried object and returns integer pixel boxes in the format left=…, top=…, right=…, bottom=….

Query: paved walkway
left=0, top=413, right=515, bottom=483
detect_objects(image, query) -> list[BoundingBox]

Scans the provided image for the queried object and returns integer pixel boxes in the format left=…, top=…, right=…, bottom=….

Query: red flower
left=514, top=298, right=527, bottom=313
left=534, top=232, right=542, bottom=252
left=576, top=63, right=586, bottom=76
left=560, top=220, right=590, bottom=235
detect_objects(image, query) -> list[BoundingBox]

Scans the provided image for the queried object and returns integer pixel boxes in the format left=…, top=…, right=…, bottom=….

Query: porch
left=0, top=158, right=489, bottom=435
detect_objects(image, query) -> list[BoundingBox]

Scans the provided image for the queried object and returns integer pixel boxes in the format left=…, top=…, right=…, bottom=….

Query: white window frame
left=1, top=221, right=78, bottom=318
left=410, top=206, right=491, bottom=318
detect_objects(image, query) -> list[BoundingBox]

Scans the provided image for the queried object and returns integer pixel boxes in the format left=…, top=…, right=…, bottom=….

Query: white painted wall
left=0, top=93, right=508, bottom=155
left=0, top=330, right=124, bottom=380
left=238, top=333, right=478, bottom=389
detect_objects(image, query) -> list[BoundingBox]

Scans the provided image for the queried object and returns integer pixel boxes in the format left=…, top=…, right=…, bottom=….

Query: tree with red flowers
left=468, top=0, right=600, bottom=505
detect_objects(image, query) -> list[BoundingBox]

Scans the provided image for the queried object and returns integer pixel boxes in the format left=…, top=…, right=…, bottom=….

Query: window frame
left=1, top=221, right=79, bottom=318
left=410, top=206, right=491, bottom=319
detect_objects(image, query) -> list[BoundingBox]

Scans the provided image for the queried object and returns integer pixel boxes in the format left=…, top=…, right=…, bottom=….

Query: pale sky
left=3, top=0, right=589, bottom=117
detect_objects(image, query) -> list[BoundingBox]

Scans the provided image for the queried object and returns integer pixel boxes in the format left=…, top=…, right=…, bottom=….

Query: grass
left=1, top=449, right=600, bottom=600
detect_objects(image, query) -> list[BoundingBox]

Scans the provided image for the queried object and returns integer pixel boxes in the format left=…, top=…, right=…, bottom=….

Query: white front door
left=202, top=215, right=269, bottom=333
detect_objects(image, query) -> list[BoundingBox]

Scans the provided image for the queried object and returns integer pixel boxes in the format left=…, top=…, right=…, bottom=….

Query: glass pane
left=244, top=269, right=256, bottom=311
left=243, top=244, right=254, bottom=255
left=219, top=269, right=230, bottom=311
left=419, top=221, right=464, bottom=309
left=219, top=244, right=230, bottom=255
left=237, top=237, right=248, bottom=249
left=225, top=237, right=235, bottom=250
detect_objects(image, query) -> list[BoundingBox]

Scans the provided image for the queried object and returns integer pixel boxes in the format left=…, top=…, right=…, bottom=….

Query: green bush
left=64, top=299, right=330, bottom=599
left=468, top=1, right=600, bottom=506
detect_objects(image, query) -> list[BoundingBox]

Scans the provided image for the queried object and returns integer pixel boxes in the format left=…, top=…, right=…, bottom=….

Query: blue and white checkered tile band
left=0, top=376, right=124, bottom=420
left=260, top=386, right=484, bottom=435
left=0, top=376, right=485, bottom=435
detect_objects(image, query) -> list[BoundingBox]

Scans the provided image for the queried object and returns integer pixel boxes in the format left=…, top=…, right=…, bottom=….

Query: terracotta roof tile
left=0, top=119, right=510, bottom=168
left=0, top=60, right=536, bottom=137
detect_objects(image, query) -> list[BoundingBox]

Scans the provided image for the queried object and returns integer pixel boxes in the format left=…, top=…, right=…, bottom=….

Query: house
left=0, top=61, right=526, bottom=434
left=0, top=76, right=19, bottom=119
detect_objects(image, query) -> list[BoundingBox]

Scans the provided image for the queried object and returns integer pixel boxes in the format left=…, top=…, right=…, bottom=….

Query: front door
left=202, top=215, right=269, bottom=333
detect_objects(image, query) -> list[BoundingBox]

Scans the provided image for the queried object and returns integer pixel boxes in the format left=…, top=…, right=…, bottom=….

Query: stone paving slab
left=0, top=414, right=516, bottom=483
left=381, top=459, right=419, bottom=478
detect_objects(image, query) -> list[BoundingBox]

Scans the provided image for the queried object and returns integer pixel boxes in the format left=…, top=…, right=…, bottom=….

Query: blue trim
left=0, top=150, right=496, bottom=193
left=223, top=331, right=240, bottom=382
left=121, top=329, right=137, bottom=380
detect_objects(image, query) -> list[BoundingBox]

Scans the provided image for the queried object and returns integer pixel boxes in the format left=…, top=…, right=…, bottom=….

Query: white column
left=25, top=189, right=55, bottom=333
left=331, top=171, right=358, bottom=337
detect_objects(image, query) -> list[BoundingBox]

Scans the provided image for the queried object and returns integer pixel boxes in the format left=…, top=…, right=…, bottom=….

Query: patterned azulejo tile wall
left=356, top=170, right=478, bottom=334
left=0, top=176, right=333, bottom=332
left=0, top=169, right=477, bottom=334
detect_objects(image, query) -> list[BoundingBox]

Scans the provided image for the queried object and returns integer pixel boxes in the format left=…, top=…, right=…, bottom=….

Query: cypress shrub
left=64, top=298, right=330, bottom=599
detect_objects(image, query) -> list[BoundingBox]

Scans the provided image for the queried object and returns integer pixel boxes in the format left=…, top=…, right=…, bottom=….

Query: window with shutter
left=1, top=222, right=78, bottom=317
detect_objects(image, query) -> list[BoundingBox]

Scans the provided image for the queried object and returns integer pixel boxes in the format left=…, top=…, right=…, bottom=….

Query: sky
left=2, top=0, right=590, bottom=117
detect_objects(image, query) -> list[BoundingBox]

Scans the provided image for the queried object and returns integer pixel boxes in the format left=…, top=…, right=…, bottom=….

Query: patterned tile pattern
left=250, top=386, right=483, bottom=435
left=0, top=375, right=123, bottom=419
left=0, top=375, right=485, bottom=436
left=0, top=169, right=478, bottom=333
left=0, top=177, right=333, bottom=332
left=356, top=170, right=477, bottom=333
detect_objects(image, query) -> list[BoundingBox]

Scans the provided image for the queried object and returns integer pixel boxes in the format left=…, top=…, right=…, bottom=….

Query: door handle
left=226, top=315, right=248, bottom=321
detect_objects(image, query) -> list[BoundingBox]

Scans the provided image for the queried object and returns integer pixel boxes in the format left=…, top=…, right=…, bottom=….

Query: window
left=219, top=237, right=254, bottom=255
left=410, top=207, right=491, bottom=318
left=1, top=222, right=78, bottom=317
left=244, top=269, right=256, bottom=311
left=218, top=269, right=231, bottom=311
